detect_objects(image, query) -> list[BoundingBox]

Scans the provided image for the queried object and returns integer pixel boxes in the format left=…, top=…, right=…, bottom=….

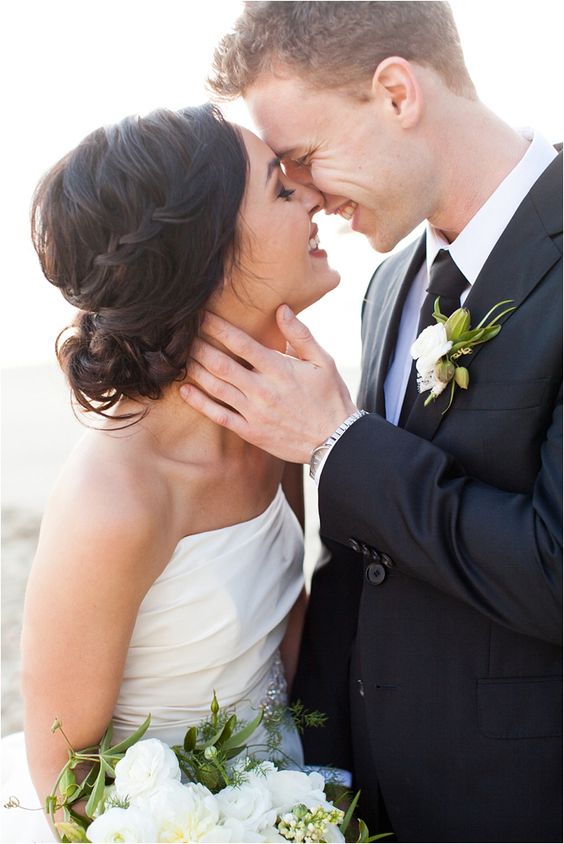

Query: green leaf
left=183, top=726, right=198, bottom=753
left=100, top=756, right=117, bottom=779
left=215, top=714, right=238, bottom=747
left=59, top=768, right=77, bottom=800
left=432, top=297, right=447, bottom=323
left=85, top=764, right=106, bottom=818
left=340, top=789, right=361, bottom=835
left=54, top=821, right=89, bottom=843
left=475, top=299, right=514, bottom=329
left=486, top=306, right=516, bottom=327
left=45, top=793, right=58, bottom=818
left=107, top=714, right=151, bottom=754
left=223, top=744, right=247, bottom=760
left=222, top=710, right=263, bottom=751
left=441, top=378, right=457, bottom=415
left=99, top=722, right=113, bottom=754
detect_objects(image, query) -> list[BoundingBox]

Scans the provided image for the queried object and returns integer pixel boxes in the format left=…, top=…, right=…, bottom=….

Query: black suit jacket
left=293, top=153, right=562, bottom=842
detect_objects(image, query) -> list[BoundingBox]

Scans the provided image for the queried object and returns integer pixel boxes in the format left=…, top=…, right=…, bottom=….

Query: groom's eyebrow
left=265, top=157, right=282, bottom=185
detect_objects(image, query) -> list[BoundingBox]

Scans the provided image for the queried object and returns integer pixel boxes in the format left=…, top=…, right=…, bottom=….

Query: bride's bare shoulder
left=36, top=425, right=174, bottom=582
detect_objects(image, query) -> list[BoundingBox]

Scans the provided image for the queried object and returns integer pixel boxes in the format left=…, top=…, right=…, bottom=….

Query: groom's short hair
left=209, top=1, right=476, bottom=100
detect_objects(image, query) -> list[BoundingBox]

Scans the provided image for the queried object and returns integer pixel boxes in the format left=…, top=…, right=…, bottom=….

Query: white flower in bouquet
left=277, top=805, right=345, bottom=843
left=220, top=815, right=286, bottom=842
left=265, top=769, right=331, bottom=814
left=86, top=805, right=158, bottom=843
left=114, top=738, right=181, bottom=802
left=146, top=779, right=230, bottom=842
left=216, top=777, right=276, bottom=831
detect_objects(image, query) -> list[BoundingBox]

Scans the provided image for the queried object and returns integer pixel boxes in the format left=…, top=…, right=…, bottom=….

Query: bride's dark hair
left=31, top=104, right=248, bottom=420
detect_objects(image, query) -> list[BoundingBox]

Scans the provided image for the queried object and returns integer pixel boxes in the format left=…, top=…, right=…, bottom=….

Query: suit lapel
left=358, top=235, right=425, bottom=415
left=405, top=152, right=562, bottom=441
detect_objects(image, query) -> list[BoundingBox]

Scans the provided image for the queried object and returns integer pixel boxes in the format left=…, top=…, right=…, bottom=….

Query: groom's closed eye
left=281, top=156, right=313, bottom=183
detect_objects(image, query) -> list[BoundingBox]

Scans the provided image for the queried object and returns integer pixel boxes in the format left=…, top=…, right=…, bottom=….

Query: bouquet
left=44, top=694, right=389, bottom=843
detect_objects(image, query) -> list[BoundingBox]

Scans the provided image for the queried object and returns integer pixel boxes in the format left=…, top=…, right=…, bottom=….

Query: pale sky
left=1, top=0, right=562, bottom=369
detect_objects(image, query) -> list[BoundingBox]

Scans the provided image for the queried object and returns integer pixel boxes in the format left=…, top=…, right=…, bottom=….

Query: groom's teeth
left=337, top=201, right=358, bottom=220
left=308, top=233, right=320, bottom=250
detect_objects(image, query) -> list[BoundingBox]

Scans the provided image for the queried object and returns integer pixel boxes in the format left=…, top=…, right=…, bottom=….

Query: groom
left=182, top=3, right=562, bottom=841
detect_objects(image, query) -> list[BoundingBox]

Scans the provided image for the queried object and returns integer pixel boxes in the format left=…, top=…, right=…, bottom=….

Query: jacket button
left=366, top=562, right=386, bottom=586
left=380, top=553, right=394, bottom=568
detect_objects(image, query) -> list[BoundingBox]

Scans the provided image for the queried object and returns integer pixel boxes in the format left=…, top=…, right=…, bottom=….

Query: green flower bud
left=444, top=307, right=470, bottom=341
left=204, top=745, right=218, bottom=760
left=434, top=359, right=455, bottom=384
left=454, top=366, right=470, bottom=389
left=210, top=690, right=219, bottom=717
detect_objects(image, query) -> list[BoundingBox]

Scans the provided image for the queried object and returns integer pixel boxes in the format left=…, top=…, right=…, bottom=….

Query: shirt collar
left=425, top=130, right=558, bottom=284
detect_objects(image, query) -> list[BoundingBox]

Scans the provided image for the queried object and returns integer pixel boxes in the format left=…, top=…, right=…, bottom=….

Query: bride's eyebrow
left=265, top=157, right=282, bottom=185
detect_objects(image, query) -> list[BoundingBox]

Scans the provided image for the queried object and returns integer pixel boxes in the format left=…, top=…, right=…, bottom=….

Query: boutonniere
left=410, top=298, right=515, bottom=413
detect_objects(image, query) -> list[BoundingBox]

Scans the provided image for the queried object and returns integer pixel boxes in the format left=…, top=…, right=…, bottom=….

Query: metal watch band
left=309, top=409, right=368, bottom=480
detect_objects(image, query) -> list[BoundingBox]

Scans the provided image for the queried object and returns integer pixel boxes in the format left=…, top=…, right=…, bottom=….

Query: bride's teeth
left=337, top=201, right=358, bottom=221
left=308, top=233, right=320, bottom=250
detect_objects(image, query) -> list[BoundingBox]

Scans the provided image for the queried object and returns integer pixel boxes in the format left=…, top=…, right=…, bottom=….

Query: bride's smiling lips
left=308, top=222, right=327, bottom=257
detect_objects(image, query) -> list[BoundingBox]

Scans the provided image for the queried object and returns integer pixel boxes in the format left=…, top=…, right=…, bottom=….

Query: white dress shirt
left=314, top=130, right=557, bottom=483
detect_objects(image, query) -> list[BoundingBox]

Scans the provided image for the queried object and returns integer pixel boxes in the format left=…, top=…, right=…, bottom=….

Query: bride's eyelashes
left=277, top=186, right=296, bottom=201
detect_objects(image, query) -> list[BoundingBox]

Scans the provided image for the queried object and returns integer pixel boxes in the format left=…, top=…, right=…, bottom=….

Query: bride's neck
left=122, top=305, right=285, bottom=461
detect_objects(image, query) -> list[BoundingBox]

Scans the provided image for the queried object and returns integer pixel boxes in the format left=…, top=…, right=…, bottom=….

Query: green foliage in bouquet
left=43, top=693, right=390, bottom=843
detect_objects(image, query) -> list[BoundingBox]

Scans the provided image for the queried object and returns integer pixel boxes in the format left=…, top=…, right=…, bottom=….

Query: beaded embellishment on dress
left=259, top=651, right=288, bottom=719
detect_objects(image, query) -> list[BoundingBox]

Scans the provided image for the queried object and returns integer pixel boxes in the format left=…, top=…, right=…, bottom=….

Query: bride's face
left=228, top=128, right=340, bottom=313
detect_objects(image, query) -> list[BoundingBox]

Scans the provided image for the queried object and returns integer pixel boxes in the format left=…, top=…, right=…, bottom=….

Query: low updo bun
left=32, top=104, right=248, bottom=419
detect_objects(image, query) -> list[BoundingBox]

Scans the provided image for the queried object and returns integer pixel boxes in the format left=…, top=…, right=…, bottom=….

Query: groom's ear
left=371, top=57, right=423, bottom=129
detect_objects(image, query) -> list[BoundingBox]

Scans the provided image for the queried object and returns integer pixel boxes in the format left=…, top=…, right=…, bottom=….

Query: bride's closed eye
left=277, top=186, right=296, bottom=201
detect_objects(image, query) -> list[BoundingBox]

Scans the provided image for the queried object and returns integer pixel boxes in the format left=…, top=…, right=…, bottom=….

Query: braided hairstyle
left=31, top=104, right=248, bottom=419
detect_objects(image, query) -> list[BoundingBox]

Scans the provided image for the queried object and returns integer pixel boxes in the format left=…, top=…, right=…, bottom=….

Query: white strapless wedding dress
left=1, top=485, right=305, bottom=843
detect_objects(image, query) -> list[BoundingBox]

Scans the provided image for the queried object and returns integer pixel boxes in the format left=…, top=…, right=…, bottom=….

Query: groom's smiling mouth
left=335, top=200, right=358, bottom=220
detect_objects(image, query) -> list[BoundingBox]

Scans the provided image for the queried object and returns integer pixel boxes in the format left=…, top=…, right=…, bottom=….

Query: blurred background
left=2, top=0, right=562, bottom=735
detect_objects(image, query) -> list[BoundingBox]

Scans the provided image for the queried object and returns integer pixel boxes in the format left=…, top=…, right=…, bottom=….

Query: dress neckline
left=177, top=484, right=284, bottom=545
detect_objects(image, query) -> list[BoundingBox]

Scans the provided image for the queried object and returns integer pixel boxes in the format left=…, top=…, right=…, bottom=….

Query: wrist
left=309, top=409, right=368, bottom=480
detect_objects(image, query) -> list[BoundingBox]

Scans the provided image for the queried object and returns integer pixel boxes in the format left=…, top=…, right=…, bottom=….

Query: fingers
left=179, top=384, right=250, bottom=439
left=276, top=305, right=327, bottom=363
left=186, top=358, right=248, bottom=413
left=190, top=338, right=255, bottom=393
left=201, top=312, right=274, bottom=371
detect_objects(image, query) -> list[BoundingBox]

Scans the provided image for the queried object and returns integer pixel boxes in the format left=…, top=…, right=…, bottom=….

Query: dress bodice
left=112, top=485, right=305, bottom=749
left=0, top=487, right=305, bottom=843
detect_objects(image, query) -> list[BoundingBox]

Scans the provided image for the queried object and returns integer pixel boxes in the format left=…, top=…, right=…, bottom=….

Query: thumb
left=276, top=305, right=324, bottom=363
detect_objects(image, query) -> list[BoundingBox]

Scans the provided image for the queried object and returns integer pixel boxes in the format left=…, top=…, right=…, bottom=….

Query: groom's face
left=246, top=71, right=426, bottom=253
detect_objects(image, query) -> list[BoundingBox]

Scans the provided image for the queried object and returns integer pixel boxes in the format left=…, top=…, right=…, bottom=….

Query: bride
left=1, top=103, right=339, bottom=841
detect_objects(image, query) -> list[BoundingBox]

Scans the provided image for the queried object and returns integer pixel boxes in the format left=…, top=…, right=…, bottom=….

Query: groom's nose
left=281, top=157, right=349, bottom=214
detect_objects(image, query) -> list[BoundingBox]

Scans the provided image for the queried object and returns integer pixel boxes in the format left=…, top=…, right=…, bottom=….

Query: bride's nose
left=298, top=182, right=325, bottom=216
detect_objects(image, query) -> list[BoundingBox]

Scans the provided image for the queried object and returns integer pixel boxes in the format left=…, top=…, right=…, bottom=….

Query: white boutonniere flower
left=410, top=298, right=515, bottom=413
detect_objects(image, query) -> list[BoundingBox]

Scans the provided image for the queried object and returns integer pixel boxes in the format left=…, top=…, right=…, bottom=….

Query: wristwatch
left=309, top=409, right=368, bottom=480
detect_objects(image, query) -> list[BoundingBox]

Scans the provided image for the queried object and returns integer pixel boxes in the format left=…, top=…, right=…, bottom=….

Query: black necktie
left=398, top=249, right=468, bottom=426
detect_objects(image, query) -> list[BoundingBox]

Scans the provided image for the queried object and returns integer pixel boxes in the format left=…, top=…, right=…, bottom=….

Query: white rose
left=147, top=780, right=231, bottom=842
left=86, top=806, right=158, bottom=843
left=265, top=769, right=331, bottom=814
left=114, top=738, right=181, bottom=802
left=411, top=323, right=452, bottom=378
left=217, top=780, right=275, bottom=831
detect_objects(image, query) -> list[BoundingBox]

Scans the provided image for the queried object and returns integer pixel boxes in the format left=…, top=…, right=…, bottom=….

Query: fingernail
left=280, top=305, right=293, bottom=321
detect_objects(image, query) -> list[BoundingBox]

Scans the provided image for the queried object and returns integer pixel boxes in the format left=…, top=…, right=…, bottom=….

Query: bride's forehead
left=239, top=126, right=276, bottom=162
